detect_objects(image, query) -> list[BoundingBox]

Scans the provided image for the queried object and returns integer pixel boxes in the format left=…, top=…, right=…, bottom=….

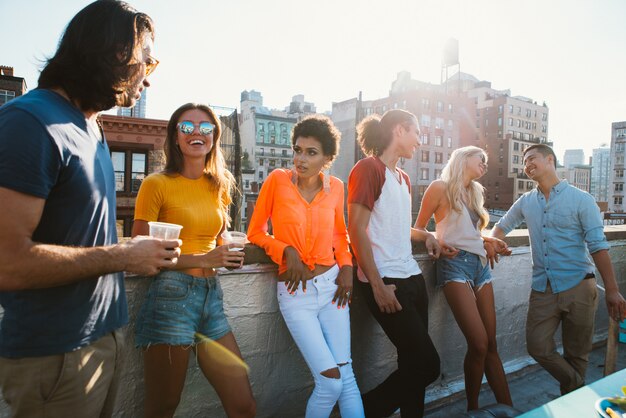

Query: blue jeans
left=135, top=271, right=231, bottom=347
left=436, top=250, right=492, bottom=289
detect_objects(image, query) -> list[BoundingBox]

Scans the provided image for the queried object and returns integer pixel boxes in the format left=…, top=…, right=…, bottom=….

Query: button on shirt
left=495, top=180, right=609, bottom=293
left=247, top=169, right=352, bottom=275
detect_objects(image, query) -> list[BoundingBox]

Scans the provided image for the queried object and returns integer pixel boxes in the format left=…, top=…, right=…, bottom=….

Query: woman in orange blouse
left=248, top=115, right=364, bottom=418
left=133, top=103, right=255, bottom=418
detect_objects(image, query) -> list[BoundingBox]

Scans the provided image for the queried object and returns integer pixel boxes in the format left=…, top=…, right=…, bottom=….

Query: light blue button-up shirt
left=495, top=180, right=609, bottom=293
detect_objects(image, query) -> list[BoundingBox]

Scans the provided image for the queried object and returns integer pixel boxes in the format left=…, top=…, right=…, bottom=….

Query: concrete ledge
left=2, top=226, right=626, bottom=417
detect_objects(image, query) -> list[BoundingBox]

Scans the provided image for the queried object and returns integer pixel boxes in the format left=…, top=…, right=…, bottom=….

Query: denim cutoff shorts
left=436, top=250, right=492, bottom=289
left=135, top=270, right=231, bottom=347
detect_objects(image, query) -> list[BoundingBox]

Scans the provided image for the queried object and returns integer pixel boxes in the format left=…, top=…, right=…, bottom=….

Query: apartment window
left=617, top=142, right=626, bottom=152
left=526, top=109, right=532, bottom=118
left=110, top=149, right=147, bottom=193
left=437, top=101, right=444, bottom=112
left=259, top=158, right=265, bottom=165
left=435, top=117, right=444, bottom=129
left=518, top=180, right=524, bottom=189
left=542, top=125, right=547, bottom=133
left=435, top=152, right=443, bottom=164
left=447, top=119, right=453, bottom=129
left=281, top=160, right=289, bottom=168
left=499, top=154, right=504, bottom=163
left=508, top=118, right=513, bottom=126
left=513, top=142, right=519, bottom=151
left=508, top=105, right=514, bottom=113
left=422, top=98, right=430, bottom=109
left=498, top=105, right=503, bottom=114
left=448, top=103, right=453, bottom=113
left=476, top=119, right=480, bottom=128
left=244, top=180, right=250, bottom=188
left=434, top=169, right=442, bottom=179
left=259, top=147, right=264, bottom=156
left=616, top=169, right=624, bottom=178
left=484, top=118, right=489, bottom=127
left=497, top=117, right=503, bottom=127
left=421, top=114, right=431, bottom=127
left=542, top=113, right=548, bottom=121
left=517, top=106, right=521, bottom=115
left=527, top=181, right=534, bottom=189
left=615, top=197, right=623, bottom=205
left=435, top=136, right=443, bottom=147
left=258, top=170, right=264, bottom=180
left=269, top=159, right=276, bottom=167
left=421, top=150, right=430, bottom=162
left=0, top=89, right=15, bottom=105
left=270, top=148, right=275, bottom=156
left=418, top=185, right=428, bottom=197
left=495, top=193, right=499, bottom=201
left=498, top=168, right=503, bottom=176
left=447, top=137, right=452, bottom=148
left=421, top=134, right=429, bottom=145
left=282, top=149, right=288, bottom=156
left=513, top=155, right=519, bottom=164
left=615, top=183, right=624, bottom=192
left=420, top=168, right=429, bottom=180
left=280, top=124, right=288, bottom=144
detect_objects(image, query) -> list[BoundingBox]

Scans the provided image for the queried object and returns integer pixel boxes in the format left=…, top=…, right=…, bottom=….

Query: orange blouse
left=247, top=169, right=352, bottom=275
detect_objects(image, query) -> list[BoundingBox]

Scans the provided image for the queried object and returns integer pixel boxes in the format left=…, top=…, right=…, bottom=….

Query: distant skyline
left=2, top=0, right=625, bottom=160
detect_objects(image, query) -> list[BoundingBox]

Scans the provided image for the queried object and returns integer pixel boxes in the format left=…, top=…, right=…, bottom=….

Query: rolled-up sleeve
left=332, top=183, right=353, bottom=268
left=495, top=195, right=526, bottom=235
left=579, top=194, right=609, bottom=254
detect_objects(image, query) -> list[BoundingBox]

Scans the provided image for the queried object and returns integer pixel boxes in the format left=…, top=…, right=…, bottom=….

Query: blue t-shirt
left=0, top=89, right=128, bottom=358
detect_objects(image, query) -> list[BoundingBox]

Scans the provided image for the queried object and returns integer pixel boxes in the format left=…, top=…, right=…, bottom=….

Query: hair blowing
left=164, top=103, right=236, bottom=226
left=356, top=109, right=417, bottom=156
left=441, top=146, right=490, bottom=230
left=38, top=0, right=154, bottom=112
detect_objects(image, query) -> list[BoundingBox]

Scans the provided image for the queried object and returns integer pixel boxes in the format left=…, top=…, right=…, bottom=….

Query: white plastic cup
left=221, top=231, right=247, bottom=251
left=148, top=221, right=183, bottom=240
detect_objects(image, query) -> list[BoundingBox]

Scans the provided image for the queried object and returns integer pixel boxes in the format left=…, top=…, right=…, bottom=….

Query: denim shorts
left=436, top=250, right=492, bottom=289
left=135, top=270, right=231, bottom=347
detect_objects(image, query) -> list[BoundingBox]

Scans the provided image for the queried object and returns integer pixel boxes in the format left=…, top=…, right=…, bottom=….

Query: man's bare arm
left=0, top=187, right=180, bottom=291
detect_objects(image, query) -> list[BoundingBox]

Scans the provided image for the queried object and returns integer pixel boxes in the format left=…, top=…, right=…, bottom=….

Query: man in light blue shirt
left=492, top=144, right=626, bottom=395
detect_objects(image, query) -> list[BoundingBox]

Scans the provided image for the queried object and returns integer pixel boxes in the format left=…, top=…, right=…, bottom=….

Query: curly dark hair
left=291, top=115, right=341, bottom=161
left=357, top=109, right=417, bottom=156
left=38, top=0, right=154, bottom=112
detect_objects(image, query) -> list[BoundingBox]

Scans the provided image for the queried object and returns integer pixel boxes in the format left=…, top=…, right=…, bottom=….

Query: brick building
left=0, top=66, right=27, bottom=106
left=100, top=114, right=168, bottom=237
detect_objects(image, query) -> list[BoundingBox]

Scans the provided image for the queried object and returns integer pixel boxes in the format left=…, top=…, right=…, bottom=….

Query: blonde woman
left=415, top=146, right=512, bottom=411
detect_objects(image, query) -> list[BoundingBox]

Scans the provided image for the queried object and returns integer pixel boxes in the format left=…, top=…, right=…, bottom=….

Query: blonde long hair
left=440, top=146, right=490, bottom=230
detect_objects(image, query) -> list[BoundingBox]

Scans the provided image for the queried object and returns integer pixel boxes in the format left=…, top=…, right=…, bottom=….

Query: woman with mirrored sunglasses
left=132, top=103, right=255, bottom=418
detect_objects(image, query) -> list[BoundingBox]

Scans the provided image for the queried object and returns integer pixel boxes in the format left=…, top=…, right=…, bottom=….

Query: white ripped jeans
left=277, top=264, right=365, bottom=418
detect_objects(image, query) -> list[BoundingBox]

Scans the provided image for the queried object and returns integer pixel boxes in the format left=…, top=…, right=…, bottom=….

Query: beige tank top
left=436, top=204, right=487, bottom=266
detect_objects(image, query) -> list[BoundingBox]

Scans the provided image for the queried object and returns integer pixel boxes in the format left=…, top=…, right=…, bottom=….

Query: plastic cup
left=148, top=221, right=183, bottom=240
left=221, top=231, right=247, bottom=251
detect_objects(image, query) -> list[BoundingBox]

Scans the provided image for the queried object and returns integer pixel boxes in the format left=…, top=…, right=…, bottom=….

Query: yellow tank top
left=134, top=173, right=223, bottom=255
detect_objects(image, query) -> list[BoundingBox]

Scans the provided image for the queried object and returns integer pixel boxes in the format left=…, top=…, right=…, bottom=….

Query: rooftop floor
left=422, top=341, right=626, bottom=417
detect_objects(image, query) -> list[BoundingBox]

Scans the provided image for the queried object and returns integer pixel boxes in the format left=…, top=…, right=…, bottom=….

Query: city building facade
left=238, top=90, right=317, bottom=228
left=591, top=147, right=611, bottom=203
left=563, top=149, right=585, bottom=168
left=557, top=164, right=592, bottom=193
left=451, top=73, right=550, bottom=209
left=0, top=66, right=27, bottom=106
left=117, top=89, right=147, bottom=118
left=609, top=121, right=626, bottom=212
left=332, top=71, right=549, bottom=211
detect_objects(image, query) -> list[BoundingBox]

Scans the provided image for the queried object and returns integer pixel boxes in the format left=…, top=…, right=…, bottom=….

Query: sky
left=1, top=0, right=625, bottom=162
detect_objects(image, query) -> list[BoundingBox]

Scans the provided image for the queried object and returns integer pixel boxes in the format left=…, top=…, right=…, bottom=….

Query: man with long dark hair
left=0, top=1, right=181, bottom=416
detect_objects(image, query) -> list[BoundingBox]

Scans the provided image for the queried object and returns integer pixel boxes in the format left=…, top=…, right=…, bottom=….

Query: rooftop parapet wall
left=2, top=227, right=626, bottom=417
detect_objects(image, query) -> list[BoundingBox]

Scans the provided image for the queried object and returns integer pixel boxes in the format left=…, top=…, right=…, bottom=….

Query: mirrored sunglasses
left=177, top=121, right=215, bottom=136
